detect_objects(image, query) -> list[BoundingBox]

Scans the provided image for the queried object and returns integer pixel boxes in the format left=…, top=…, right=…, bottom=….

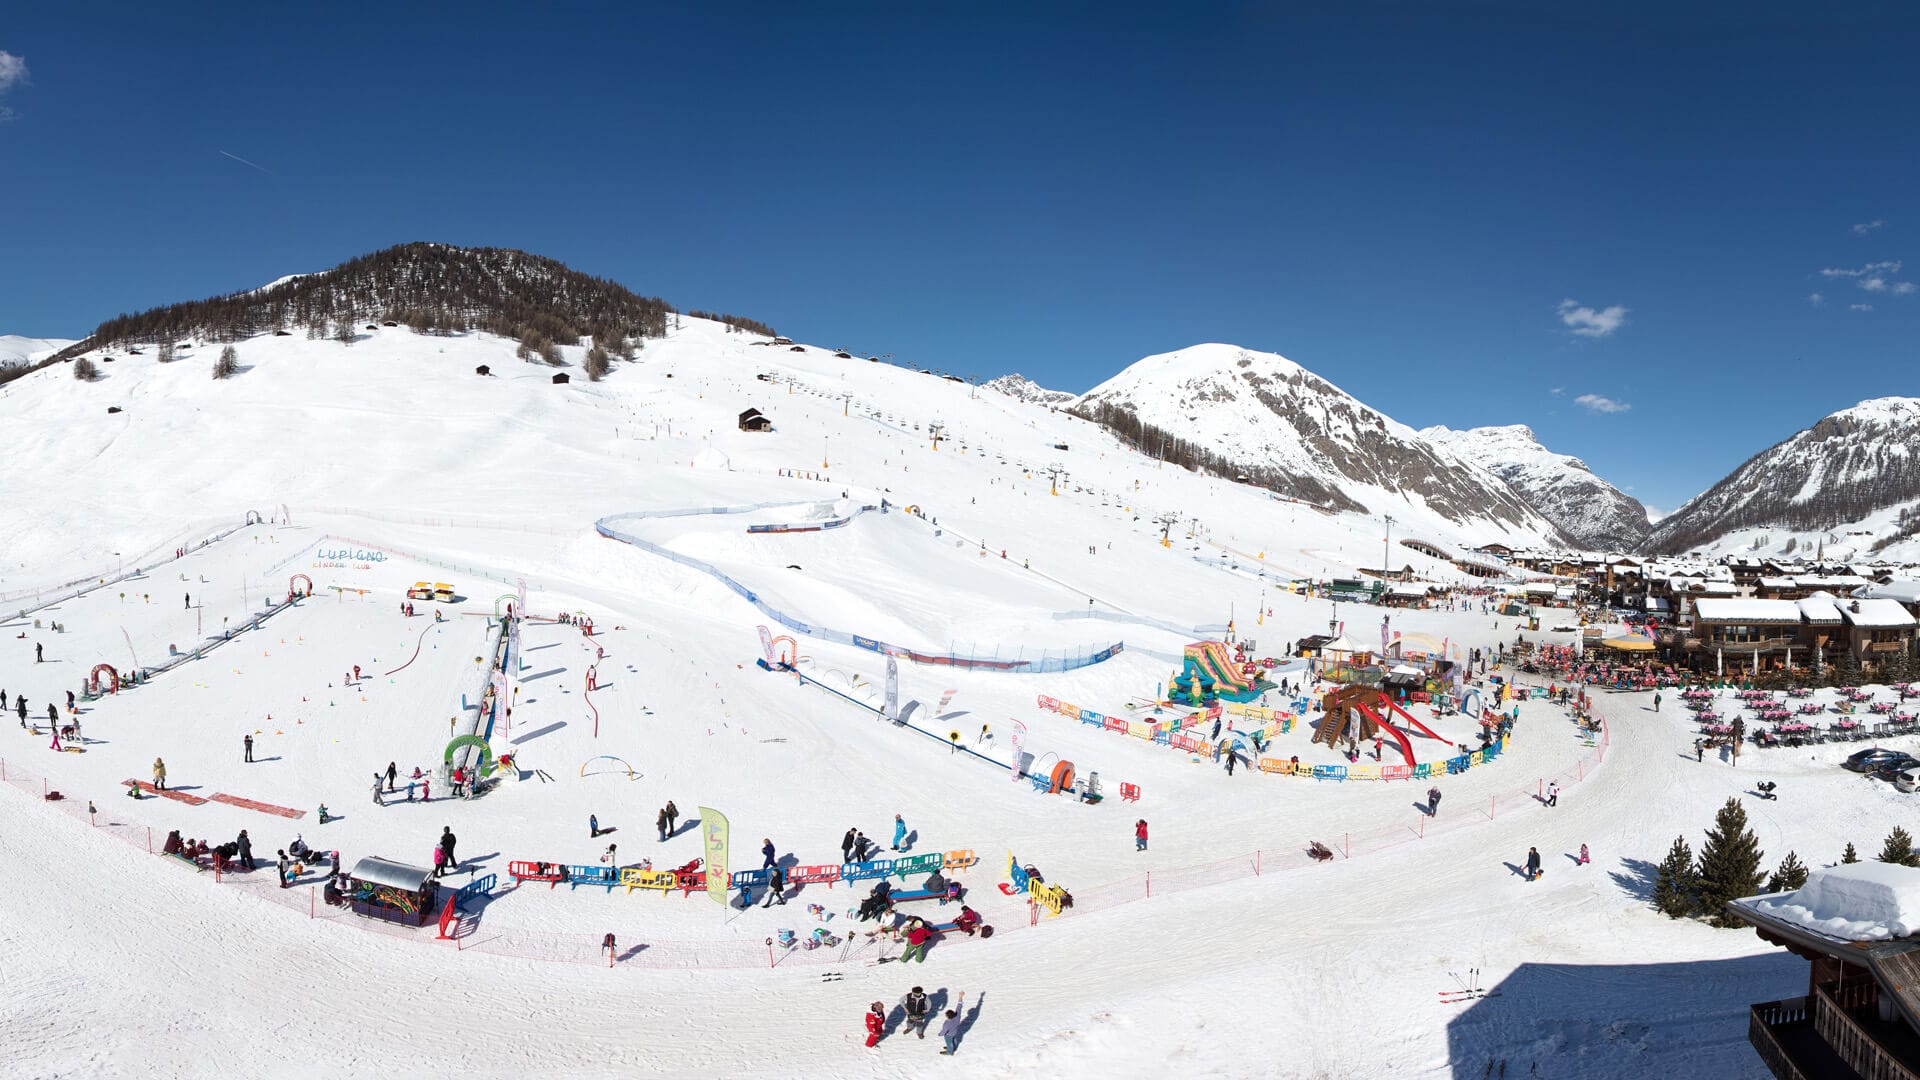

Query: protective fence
left=597, top=509, right=1126, bottom=674
left=4, top=518, right=249, bottom=614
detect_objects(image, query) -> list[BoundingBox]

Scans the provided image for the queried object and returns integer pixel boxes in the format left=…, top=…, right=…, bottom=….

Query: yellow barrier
left=1127, top=720, right=1154, bottom=740
left=1029, top=880, right=1067, bottom=916
left=1258, top=757, right=1292, bottom=775
left=621, top=868, right=676, bottom=893
left=1348, top=765, right=1380, bottom=781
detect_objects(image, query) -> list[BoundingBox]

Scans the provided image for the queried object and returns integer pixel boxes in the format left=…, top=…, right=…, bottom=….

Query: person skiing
left=1526, top=846, right=1542, bottom=882
left=385, top=762, right=397, bottom=792
left=762, top=864, right=786, bottom=906
left=439, top=826, right=457, bottom=871
left=900, top=987, right=932, bottom=1039
left=863, top=1001, right=887, bottom=1048
left=938, top=993, right=967, bottom=1055
left=761, top=837, right=776, bottom=869
left=664, top=800, right=679, bottom=836
left=1135, top=819, right=1148, bottom=851
left=1426, top=786, right=1442, bottom=816
left=243, top=734, right=254, bottom=763
left=152, top=757, right=167, bottom=790
left=656, top=807, right=670, bottom=842
left=892, top=814, right=908, bottom=852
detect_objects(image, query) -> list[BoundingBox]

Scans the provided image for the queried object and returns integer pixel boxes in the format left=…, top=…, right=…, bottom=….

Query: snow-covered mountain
left=1648, top=396, right=1920, bottom=556
left=1072, top=343, right=1571, bottom=548
left=984, top=373, right=1075, bottom=406
left=1419, top=424, right=1649, bottom=551
left=0, top=334, right=76, bottom=369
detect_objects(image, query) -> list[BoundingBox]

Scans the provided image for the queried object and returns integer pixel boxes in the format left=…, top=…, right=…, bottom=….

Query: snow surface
left=1752, top=862, right=1920, bottom=941
left=3, top=314, right=1915, bottom=1077
left=0, top=333, right=75, bottom=368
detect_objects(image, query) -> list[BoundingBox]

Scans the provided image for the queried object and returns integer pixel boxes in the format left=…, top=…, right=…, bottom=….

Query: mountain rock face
left=1072, top=343, right=1570, bottom=545
left=984, top=373, right=1075, bottom=406
left=1420, top=424, right=1649, bottom=551
left=1648, top=397, right=1920, bottom=554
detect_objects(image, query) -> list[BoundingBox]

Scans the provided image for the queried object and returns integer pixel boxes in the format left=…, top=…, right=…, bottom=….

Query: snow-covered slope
left=1073, top=343, right=1570, bottom=549
left=1420, top=424, right=1649, bottom=551
left=0, top=334, right=76, bottom=368
left=1648, top=397, right=1920, bottom=556
left=984, top=372, right=1075, bottom=406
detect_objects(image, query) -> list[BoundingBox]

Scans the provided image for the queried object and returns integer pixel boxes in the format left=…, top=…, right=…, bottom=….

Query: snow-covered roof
left=1693, top=598, right=1802, bottom=624
left=1841, top=598, right=1918, bottom=629
left=1757, top=577, right=1795, bottom=589
left=1748, top=862, right=1920, bottom=942
left=1796, top=597, right=1843, bottom=624
left=1386, top=582, right=1429, bottom=597
left=1859, top=580, right=1920, bottom=604
left=1698, top=581, right=1739, bottom=595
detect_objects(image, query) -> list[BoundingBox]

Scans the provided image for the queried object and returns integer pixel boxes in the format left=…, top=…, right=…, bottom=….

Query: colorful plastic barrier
left=941, top=850, right=977, bottom=871
left=508, top=860, right=566, bottom=887
left=892, top=852, right=945, bottom=880
left=621, top=867, right=678, bottom=893
left=843, top=858, right=893, bottom=882
left=566, top=864, right=620, bottom=891
left=454, top=873, right=496, bottom=910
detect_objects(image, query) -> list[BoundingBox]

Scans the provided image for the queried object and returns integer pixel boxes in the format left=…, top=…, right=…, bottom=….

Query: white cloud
left=1557, top=298, right=1628, bottom=338
left=1851, top=303, right=1874, bottom=312
left=1809, top=292, right=1825, bottom=306
left=1853, top=220, right=1887, bottom=236
left=1821, top=260, right=1916, bottom=295
left=1549, top=386, right=1565, bottom=396
left=1574, top=393, right=1631, bottom=414
left=0, top=50, right=24, bottom=123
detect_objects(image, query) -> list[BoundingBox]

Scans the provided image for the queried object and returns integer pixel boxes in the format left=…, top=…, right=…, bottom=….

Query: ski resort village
left=6, top=10, right=1920, bottom=1079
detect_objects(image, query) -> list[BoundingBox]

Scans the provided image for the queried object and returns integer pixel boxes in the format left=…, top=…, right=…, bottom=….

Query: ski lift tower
left=929, top=421, right=945, bottom=451
left=1046, top=463, right=1067, bottom=496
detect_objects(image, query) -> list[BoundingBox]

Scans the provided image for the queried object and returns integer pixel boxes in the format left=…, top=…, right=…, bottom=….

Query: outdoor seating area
left=1683, top=684, right=1920, bottom=749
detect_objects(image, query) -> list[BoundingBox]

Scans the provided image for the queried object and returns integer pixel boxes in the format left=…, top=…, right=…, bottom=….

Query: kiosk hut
left=341, top=857, right=439, bottom=927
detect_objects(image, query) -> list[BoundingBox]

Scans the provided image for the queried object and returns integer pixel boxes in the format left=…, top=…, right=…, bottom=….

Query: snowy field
left=1, top=317, right=1910, bottom=1078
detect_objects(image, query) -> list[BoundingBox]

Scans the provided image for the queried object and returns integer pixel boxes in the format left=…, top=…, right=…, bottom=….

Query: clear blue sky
left=2, top=3, right=1916, bottom=512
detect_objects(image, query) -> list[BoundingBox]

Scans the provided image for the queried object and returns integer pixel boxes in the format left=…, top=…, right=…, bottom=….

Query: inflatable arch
left=444, top=735, right=497, bottom=778
left=580, top=755, right=637, bottom=780
left=769, top=635, right=798, bottom=665
left=90, top=662, right=120, bottom=695
left=494, top=593, right=519, bottom=619
left=1048, top=759, right=1076, bottom=795
left=288, top=574, right=313, bottom=599
left=244, top=510, right=266, bottom=525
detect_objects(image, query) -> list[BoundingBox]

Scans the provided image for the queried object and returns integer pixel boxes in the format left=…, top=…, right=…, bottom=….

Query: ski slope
left=1, top=316, right=1906, bottom=1078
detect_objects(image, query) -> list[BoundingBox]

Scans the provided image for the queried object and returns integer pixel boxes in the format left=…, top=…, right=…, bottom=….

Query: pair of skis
left=1440, top=968, right=1501, bottom=1003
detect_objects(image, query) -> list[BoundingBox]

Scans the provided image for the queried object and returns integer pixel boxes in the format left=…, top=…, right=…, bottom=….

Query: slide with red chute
left=1357, top=698, right=1450, bottom=765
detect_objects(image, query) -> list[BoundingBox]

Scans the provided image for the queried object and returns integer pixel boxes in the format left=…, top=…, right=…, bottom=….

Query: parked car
left=1871, top=758, right=1919, bottom=783
left=1844, top=747, right=1911, bottom=773
left=1895, top=770, right=1918, bottom=794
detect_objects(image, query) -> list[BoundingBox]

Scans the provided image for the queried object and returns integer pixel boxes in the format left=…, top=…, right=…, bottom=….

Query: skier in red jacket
left=864, top=1001, right=886, bottom=1047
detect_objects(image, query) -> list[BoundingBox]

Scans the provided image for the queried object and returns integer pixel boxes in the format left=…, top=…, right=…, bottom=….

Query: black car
left=1844, top=747, right=1911, bottom=773
left=1872, top=756, right=1920, bottom=783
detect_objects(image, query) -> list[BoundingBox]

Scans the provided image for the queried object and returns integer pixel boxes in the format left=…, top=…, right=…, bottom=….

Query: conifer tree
left=1843, top=842, right=1860, bottom=864
left=1696, top=797, right=1765, bottom=927
left=1878, top=827, right=1920, bottom=867
left=1653, top=835, right=1699, bottom=918
left=1766, top=851, right=1809, bottom=893
left=213, top=345, right=238, bottom=380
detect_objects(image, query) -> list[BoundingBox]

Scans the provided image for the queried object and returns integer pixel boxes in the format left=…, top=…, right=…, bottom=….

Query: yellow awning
left=1602, top=636, right=1655, bottom=652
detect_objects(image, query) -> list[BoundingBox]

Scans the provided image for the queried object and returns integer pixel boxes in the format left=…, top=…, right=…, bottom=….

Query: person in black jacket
left=439, top=826, right=457, bottom=871
left=841, top=827, right=857, bottom=862
left=900, top=987, right=932, bottom=1039
left=236, top=829, right=255, bottom=871
left=762, top=864, right=787, bottom=906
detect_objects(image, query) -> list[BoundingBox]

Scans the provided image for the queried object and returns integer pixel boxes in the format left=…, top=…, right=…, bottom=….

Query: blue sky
left=2, top=3, right=1916, bottom=512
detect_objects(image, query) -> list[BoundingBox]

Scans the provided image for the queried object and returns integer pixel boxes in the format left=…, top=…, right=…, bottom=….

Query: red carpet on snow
left=209, top=792, right=306, bottom=818
left=123, top=779, right=209, bottom=805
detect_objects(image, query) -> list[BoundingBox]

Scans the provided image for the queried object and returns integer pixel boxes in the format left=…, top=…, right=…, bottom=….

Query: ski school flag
left=700, top=807, right=729, bottom=905
left=757, top=625, right=776, bottom=665
left=1010, top=720, right=1027, bottom=781
left=884, top=655, right=900, bottom=720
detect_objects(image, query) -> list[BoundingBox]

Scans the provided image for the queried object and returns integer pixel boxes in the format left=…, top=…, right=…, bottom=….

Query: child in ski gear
left=864, top=1002, right=886, bottom=1047
left=1427, top=787, right=1441, bottom=815
left=590, top=814, right=601, bottom=838
left=762, top=865, right=786, bottom=906
left=1578, top=843, right=1590, bottom=865
left=953, top=905, right=983, bottom=935
left=1135, top=819, right=1148, bottom=851
left=892, top=815, right=908, bottom=852
left=1546, top=781, right=1559, bottom=807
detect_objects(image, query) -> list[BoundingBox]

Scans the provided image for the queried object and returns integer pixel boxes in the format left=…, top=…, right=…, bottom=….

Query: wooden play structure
left=1313, top=684, right=1451, bottom=764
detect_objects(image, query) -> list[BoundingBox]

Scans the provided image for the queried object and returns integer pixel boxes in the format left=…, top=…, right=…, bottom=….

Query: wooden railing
left=1750, top=997, right=1814, bottom=1080
left=1814, top=979, right=1920, bottom=1080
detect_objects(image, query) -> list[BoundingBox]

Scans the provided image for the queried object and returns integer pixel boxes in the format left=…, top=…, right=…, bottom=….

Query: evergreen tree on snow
left=1766, top=851, right=1809, bottom=893
left=1695, top=798, right=1765, bottom=927
left=1652, top=835, right=1699, bottom=918
left=1843, top=842, right=1861, bottom=864
left=1878, top=827, right=1920, bottom=867
left=213, top=345, right=238, bottom=380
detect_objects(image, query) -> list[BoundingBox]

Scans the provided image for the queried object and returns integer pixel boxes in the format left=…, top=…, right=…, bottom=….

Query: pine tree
left=1653, top=835, right=1699, bottom=918
left=157, top=342, right=176, bottom=363
left=1878, top=827, right=1920, bottom=867
left=1843, top=841, right=1860, bottom=864
left=213, top=345, right=238, bottom=380
left=1766, top=851, right=1809, bottom=893
left=1696, top=797, right=1766, bottom=927
left=334, top=323, right=355, bottom=346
